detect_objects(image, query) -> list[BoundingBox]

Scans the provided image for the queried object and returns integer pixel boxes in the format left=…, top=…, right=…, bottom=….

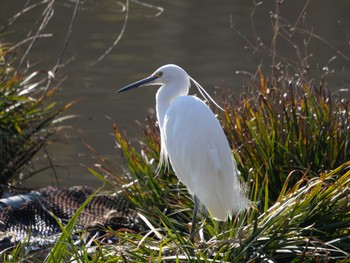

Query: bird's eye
left=157, top=71, right=163, bottom=77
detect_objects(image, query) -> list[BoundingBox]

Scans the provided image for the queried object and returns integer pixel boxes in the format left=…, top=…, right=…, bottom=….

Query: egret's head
left=117, top=64, right=190, bottom=94
left=150, top=64, right=190, bottom=86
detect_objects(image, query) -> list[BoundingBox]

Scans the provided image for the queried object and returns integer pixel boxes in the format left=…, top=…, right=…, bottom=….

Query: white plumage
left=118, top=64, right=249, bottom=223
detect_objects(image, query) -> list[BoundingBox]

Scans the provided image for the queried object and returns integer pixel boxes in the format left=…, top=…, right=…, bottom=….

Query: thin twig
left=8, top=34, right=53, bottom=52
left=271, top=0, right=280, bottom=85
left=88, top=0, right=129, bottom=67
left=131, top=0, right=164, bottom=17
left=17, top=0, right=55, bottom=71
left=230, top=16, right=257, bottom=52
left=42, top=144, right=60, bottom=185
left=0, top=0, right=49, bottom=34
left=296, top=28, right=350, bottom=63
left=291, top=0, right=312, bottom=39
left=250, top=0, right=263, bottom=50
left=52, top=0, right=80, bottom=74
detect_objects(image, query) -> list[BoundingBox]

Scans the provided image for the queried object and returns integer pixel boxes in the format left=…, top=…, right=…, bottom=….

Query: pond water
left=0, top=0, right=349, bottom=188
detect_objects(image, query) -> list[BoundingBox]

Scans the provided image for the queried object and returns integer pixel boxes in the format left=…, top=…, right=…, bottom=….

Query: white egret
left=117, top=64, right=249, bottom=234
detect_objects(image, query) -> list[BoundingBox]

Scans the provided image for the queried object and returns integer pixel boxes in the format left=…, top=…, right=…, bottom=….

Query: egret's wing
left=163, top=96, right=248, bottom=221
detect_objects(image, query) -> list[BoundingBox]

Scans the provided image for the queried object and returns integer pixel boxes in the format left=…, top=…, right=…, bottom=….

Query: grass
left=221, top=68, right=350, bottom=207
left=78, top=65, right=350, bottom=262
left=0, top=43, right=73, bottom=261
left=46, top=188, right=101, bottom=263
left=1, top=0, right=350, bottom=262
left=71, top=1, right=350, bottom=260
left=0, top=43, right=72, bottom=187
left=100, top=72, right=349, bottom=262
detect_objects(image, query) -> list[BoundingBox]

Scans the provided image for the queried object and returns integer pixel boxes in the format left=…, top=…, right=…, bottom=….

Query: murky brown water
left=1, top=0, right=349, bottom=187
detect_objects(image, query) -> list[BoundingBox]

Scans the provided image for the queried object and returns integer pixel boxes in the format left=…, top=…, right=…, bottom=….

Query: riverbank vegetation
left=86, top=1, right=350, bottom=261
left=96, top=73, right=350, bottom=262
left=1, top=0, right=349, bottom=262
left=0, top=43, right=70, bottom=189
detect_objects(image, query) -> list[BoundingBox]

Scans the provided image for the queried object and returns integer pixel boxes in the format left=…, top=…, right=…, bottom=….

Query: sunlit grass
left=221, top=68, right=350, bottom=208
left=0, top=43, right=72, bottom=186
left=2, top=1, right=350, bottom=261
left=4, top=39, right=347, bottom=263
left=85, top=69, right=350, bottom=262
left=46, top=189, right=101, bottom=263
left=2, top=34, right=349, bottom=263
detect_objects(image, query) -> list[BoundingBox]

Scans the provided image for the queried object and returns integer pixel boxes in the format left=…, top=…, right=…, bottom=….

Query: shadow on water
left=0, top=0, right=349, bottom=187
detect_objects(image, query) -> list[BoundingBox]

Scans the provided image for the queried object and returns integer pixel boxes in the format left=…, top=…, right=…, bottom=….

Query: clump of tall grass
left=0, top=43, right=70, bottom=187
left=221, top=69, right=350, bottom=208
left=105, top=70, right=349, bottom=261
left=33, top=73, right=349, bottom=261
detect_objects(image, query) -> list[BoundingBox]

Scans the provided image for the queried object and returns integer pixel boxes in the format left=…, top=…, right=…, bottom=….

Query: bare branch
left=88, top=0, right=129, bottom=67
left=52, top=0, right=80, bottom=74
left=296, top=28, right=350, bottom=63
left=0, top=0, right=50, bottom=34
left=17, top=0, right=55, bottom=71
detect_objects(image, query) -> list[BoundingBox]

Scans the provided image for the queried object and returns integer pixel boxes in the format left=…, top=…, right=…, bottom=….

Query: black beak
left=117, top=75, right=158, bottom=94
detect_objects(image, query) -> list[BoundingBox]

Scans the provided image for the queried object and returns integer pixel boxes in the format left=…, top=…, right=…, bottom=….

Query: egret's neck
left=156, top=79, right=190, bottom=129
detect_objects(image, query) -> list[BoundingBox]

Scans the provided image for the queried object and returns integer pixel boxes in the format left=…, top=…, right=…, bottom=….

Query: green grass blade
left=45, top=188, right=101, bottom=263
